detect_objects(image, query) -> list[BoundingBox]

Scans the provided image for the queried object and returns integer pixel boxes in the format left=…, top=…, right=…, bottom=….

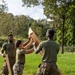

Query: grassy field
left=0, top=52, right=75, bottom=75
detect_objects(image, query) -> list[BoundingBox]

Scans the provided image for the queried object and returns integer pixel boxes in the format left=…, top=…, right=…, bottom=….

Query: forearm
left=26, top=48, right=34, bottom=54
left=33, top=44, right=42, bottom=55
left=0, top=49, right=4, bottom=55
left=23, top=39, right=29, bottom=46
left=23, top=39, right=33, bottom=49
left=34, top=46, right=40, bottom=54
left=0, top=51, right=3, bottom=56
left=0, top=50, right=6, bottom=57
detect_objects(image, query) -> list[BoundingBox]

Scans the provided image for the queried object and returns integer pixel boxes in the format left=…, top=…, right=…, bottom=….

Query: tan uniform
left=2, top=42, right=16, bottom=75
left=36, top=39, right=61, bottom=75
left=13, top=49, right=25, bottom=75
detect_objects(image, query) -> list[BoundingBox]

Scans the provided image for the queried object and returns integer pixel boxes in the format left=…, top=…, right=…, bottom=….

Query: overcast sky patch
left=4, top=0, right=46, bottom=20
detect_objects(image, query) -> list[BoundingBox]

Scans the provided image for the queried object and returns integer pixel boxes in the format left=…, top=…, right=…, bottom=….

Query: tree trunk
left=61, top=15, right=65, bottom=54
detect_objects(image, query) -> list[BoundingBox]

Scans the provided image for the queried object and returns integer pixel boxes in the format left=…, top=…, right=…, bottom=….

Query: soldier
left=34, top=29, right=62, bottom=75
left=13, top=38, right=34, bottom=75
left=0, top=34, right=16, bottom=75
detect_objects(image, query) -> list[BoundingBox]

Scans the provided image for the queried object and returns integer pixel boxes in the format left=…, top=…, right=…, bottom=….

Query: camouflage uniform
left=36, top=39, right=61, bottom=75
left=13, top=49, right=25, bottom=75
left=1, top=42, right=16, bottom=75
left=13, top=63, right=24, bottom=75
left=37, top=62, right=62, bottom=75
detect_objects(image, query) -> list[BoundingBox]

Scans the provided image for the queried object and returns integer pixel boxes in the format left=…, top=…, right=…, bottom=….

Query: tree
left=66, top=1, right=75, bottom=45
left=22, top=0, right=41, bottom=7
left=21, top=0, right=75, bottom=53
left=0, top=0, right=8, bottom=12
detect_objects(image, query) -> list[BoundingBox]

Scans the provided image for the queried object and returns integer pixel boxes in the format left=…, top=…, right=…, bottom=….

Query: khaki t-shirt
left=2, top=42, right=16, bottom=58
left=36, top=39, right=59, bottom=63
left=16, top=49, right=25, bottom=64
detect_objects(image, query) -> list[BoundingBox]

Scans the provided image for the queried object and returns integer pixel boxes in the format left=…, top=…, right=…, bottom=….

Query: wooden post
left=28, top=27, right=42, bottom=55
left=6, top=54, right=12, bottom=75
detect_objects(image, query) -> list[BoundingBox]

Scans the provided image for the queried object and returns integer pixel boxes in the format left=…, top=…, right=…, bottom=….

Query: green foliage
left=66, top=3, right=75, bottom=44
left=1, top=0, right=75, bottom=46
left=22, top=0, right=40, bottom=7
left=0, top=10, right=74, bottom=46
left=0, top=36, right=7, bottom=47
left=0, top=12, right=50, bottom=40
left=21, top=0, right=75, bottom=46
left=56, top=30, right=62, bottom=45
left=42, top=0, right=75, bottom=46
left=64, top=46, right=75, bottom=52
left=0, top=0, right=8, bottom=12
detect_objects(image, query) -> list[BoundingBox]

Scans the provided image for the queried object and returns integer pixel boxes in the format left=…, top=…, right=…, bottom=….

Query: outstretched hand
left=32, top=42, right=35, bottom=46
left=2, top=54, right=6, bottom=58
left=32, top=42, right=37, bottom=51
left=28, top=35, right=31, bottom=39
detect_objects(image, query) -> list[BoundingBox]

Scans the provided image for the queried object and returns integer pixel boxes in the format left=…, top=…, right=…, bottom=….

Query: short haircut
left=8, top=34, right=13, bottom=37
left=15, top=40, right=22, bottom=48
left=47, top=29, right=55, bottom=38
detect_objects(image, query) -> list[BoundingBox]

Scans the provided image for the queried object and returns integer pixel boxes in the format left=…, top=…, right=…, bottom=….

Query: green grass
left=0, top=52, right=75, bottom=75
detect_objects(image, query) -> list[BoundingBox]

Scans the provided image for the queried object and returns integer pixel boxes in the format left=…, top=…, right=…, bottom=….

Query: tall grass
left=0, top=52, right=75, bottom=75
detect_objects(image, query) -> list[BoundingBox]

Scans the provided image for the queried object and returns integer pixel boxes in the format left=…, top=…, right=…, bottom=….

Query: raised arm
left=33, top=42, right=42, bottom=55
left=25, top=48, right=34, bottom=54
left=23, top=38, right=33, bottom=50
left=23, top=39, right=30, bottom=46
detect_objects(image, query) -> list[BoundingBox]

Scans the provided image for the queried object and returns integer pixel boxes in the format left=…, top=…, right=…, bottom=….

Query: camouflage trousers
left=13, top=63, right=24, bottom=75
left=2, top=58, right=15, bottom=75
left=37, top=62, right=62, bottom=75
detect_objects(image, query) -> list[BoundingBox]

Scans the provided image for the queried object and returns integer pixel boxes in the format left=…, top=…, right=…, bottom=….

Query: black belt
left=17, top=62, right=24, bottom=65
left=43, top=61, right=56, bottom=63
left=49, top=61, right=56, bottom=63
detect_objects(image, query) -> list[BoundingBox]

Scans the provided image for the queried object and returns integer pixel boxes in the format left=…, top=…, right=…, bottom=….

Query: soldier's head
left=8, top=34, right=14, bottom=43
left=46, top=29, right=55, bottom=40
left=15, top=40, right=23, bottom=48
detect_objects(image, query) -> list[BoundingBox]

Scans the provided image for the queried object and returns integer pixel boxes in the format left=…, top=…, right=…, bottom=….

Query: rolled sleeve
left=36, top=42, right=44, bottom=54
left=2, top=43, right=7, bottom=50
left=20, top=49, right=25, bottom=54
